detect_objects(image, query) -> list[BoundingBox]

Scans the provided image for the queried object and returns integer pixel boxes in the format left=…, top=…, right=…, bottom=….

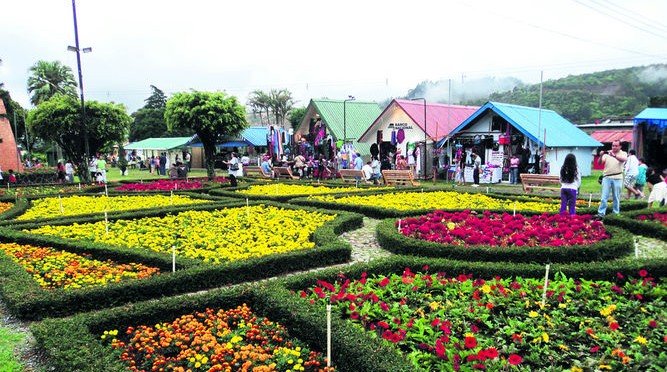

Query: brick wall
left=0, top=98, right=23, bottom=173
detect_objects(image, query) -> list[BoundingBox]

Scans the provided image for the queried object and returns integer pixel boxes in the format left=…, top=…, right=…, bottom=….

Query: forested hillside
left=464, top=64, right=667, bottom=124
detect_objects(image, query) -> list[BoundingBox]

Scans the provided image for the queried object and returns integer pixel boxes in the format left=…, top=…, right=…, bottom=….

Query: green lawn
left=0, top=328, right=26, bottom=372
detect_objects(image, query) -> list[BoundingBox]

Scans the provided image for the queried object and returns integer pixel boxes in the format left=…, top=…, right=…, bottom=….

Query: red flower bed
left=398, top=210, right=608, bottom=247
left=115, top=177, right=227, bottom=191
left=636, top=212, right=667, bottom=227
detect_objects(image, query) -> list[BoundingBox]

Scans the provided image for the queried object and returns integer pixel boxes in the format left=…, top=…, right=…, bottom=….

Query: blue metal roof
left=242, top=126, right=271, bottom=146
left=635, top=108, right=667, bottom=129
left=446, top=101, right=601, bottom=148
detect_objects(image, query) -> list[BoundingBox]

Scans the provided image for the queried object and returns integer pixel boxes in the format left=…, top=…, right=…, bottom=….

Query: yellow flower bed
left=27, top=205, right=336, bottom=264
left=237, top=183, right=386, bottom=196
left=310, top=191, right=558, bottom=212
left=17, top=195, right=210, bottom=220
left=0, top=242, right=159, bottom=290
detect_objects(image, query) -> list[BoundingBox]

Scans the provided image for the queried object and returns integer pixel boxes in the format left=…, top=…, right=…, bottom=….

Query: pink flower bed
left=636, top=212, right=667, bottom=227
left=114, top=177, right=227, bottom=191
left=398, top=210, right=609, bottom=247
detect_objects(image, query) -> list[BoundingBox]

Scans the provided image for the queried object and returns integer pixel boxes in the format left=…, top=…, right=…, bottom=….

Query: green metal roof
left=125, top=137, right=194, bottom=150
left=311, top=99, right=383, bottom=143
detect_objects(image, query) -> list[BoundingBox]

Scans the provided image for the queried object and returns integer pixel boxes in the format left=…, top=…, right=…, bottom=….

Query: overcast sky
left=2, top=0, right=666, bottom=113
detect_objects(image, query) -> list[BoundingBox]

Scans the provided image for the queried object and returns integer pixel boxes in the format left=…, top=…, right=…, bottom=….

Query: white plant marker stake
left=397, top=218, right=401, bottom=232
left=486, top=186, right=489, bottom=194
left=588, top=193, right=592, bottom=208
left=635, top=238, right=639, bottom=259
left=326, top=304, right=332, bottom=368
left=170, top=190, right=174, bottom=205
left=513, top=201, right=517, bottom=216
left=104, top=183, right=108, bottom=196
left=78, top=183, right=81, bottom=190
left=175, top=183, right=178, bottom=191
left=172, top=245, right=176, bottom=272
left=355, top=179, right=358, bottom=188
left=104, top=208, right=109, bottom=235
left=541, top=264, right=550, bottom=307
left=246, top=197, right=250, bottom=219
left=59, top=195, right=64, bottom=214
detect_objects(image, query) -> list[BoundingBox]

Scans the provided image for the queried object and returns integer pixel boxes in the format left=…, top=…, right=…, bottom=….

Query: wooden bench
left=520, top=173, right=561, bottom=193
left=244, top=166, right=272, bottom=178
left=338, top=169, right=372, bottom=184
left=382, top=170, right=421, bottom=186
left=274, top=166, right=300, bottom=180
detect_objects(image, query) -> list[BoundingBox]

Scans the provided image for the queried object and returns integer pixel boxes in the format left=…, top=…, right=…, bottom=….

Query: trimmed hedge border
left=0, top=201, right=361, bottom=320
left=375, top=218, right=634, bottom=263
left=31, top=283, right=414, bottom=372
left=603, top=206, right=667, bottom=241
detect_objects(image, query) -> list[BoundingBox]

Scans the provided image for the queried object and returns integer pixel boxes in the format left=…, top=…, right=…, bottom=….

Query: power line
left=592, top=0, right=667, bottom=35
left=573, top=0, right=667, bottom=41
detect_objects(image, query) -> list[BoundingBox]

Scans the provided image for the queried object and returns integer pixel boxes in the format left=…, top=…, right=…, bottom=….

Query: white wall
left=358, top=103, right=429, bottom=155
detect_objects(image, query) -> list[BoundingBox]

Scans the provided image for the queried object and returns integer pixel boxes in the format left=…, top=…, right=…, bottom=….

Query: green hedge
left=31, top=283, right=415, bottom=372
left=375, top=219, right=634, bottom=263
left=0, top=201, right=361, bottom=320
left=603, top=206, right=667, bottom=241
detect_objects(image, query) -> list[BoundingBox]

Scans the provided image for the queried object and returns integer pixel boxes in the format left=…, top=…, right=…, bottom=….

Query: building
left=0, top=98, right=23, bottom=173
left=442, top=101, right=600, bottom=182
left=634, top=108, right=667, bottom=170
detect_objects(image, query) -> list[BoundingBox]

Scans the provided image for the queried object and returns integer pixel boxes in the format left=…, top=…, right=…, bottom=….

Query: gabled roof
left=309, top=99, right=383, bottom=142
left=242, top=126, right=271, bottom=146
left=590, top=129, right=633, bottom=143
left=125, top=137, right=195, bottom=150
left=447, top=101, right=601, bottom=148
left=360, top=99, right=479, bottom=142
left=634, top=108, right=667, bottom=128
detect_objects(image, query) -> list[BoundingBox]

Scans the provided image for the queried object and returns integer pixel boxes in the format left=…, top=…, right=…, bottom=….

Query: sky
left=2, top=0, right=667, bottom=114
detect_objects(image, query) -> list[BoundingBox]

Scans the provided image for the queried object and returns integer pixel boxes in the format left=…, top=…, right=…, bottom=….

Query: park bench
left=274, top=166, right=300, bottom=180
left=520, top=173, right=561, bottom=193
left=244, top=166, right=272, bottom=178
left=382, top=170, right=421, bottom=186
left=338, top=169, right=372, bottom=184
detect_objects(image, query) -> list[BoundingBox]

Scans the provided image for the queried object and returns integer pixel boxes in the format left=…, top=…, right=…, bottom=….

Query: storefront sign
left=388, top=122, right=413, bottom=130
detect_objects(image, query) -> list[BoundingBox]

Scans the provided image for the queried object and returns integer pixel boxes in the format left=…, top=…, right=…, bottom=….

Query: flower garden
left=0, top=182, right=665, bottom=371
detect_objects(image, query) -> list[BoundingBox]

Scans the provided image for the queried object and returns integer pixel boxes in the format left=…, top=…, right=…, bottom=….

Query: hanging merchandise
left=391, top=130, right=397, bottom=145
left=397, top=128, right=405, bottom=144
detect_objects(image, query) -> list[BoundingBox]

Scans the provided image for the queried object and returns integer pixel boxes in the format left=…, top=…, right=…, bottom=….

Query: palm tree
left=27, top=60, right=77, bottom=106
left=247, top=90, right=271, bottom=125
left=269, top=89, right=295, bottom=127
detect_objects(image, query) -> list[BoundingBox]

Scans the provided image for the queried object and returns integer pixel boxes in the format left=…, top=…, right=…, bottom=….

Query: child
left=559, top=153, right=581, bottom=216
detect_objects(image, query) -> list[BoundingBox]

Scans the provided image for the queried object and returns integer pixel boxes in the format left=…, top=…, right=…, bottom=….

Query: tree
left=287, top=106, right=307, bottom=130
left=268, top=89, right=295, bottom=126
left=26, top=60, right=77, bottom=106
left=129, top=85, right=193, bottom=141
left=247, top=90, right=271, bottom=124
left=27, top=95, right=131, bottom=182
left=165, top=91, right=248, bottom=179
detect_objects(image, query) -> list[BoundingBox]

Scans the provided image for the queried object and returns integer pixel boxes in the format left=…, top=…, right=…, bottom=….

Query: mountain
left=403, top=64, right=667, bottom=124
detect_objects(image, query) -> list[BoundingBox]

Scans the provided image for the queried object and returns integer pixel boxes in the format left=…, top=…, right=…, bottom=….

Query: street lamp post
left=343, top=95, right=355, bottom=143
left=411, top=98, right=427, bottom=179
left=69, top=0, right=92, bottom=177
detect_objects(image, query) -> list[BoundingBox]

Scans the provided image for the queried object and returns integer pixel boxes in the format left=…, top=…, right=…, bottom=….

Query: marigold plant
left=103, top=304, right=334, bottom=371
left=28, top=205, right=336, bottom=264
left=238, top=183, right=386, bottom=196
left=0, top=242, right=159, bottom=290
left=17, top=194, right=211, bottom=220
left=310, top=191, right=557, bottom=212
left=0, top=201, right=13, bottom=214
left=301, top=268, right=667, bottom=371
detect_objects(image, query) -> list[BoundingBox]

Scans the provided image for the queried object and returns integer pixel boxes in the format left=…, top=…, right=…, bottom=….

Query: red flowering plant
left=397, top=210, right=609, bottom=247
left=114, top=177, right=228, bottom=192
left=299, top=268, right=667, bottom=370
left=635, top=212, right=667, bottom=227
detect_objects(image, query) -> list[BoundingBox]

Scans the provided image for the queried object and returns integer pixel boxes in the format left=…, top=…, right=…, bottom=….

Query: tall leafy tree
left=27, top=95, right=131, bottom=182
left=287, top=106, right=307, bottom=130
left=129, top=85, right=192, bottom=141
left=269, top=88, right=295, bottom=126
left=247, top=90, right=271, bottom=124
left=26, top=60, right=77, bottom=106
left=165, top=91, right=248, bottom=179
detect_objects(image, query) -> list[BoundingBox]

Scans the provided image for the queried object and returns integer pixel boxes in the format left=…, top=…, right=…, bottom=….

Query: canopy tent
left=634, top=107, right=667, bottom=168
left=125, top=136, right=196, bottom=151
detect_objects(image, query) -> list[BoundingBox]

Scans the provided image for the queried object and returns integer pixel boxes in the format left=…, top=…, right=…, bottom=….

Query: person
left=65, top=160, right=74, bottom=183
left=353, top=151, right=363, bottom=170
left=395, top=155, right=408, bottom=170
left=456, top=153, right=466, bottom=186
left=184, top=152, right=192, bottom=172
left=8, top=169, right=17, bottom=184
left=559, top=153, right=581, bottom=216
left=261, top=156, right=273, bottom=178
left=634, top=157, right=648, bottom=199
left=96, top=155, right=107, bottom=184
left=241, top=153, right=250, bottom=167
left=472, top=151, right=481, bottom=187
left=224, top=152, right=241, bottom=186
left=89, top=156, right=98, bottom=182
left=647, top=169, right=667, bottom=208
left=168, top=163, right=179, bottom=179
left=371, top=156, right=382, bottom=185
left=509, top=154, right=520, bottom=185
left=57, top=161, right=66, bottom=183
left=596, top=140, right=627, bottom=219
left=362, top=161, right=375, bottom=184
left=177, top=162, right=188, bottom=179
left=623, top=149, right=642, bottom=199
left=293, top=153, right=306, bottom=178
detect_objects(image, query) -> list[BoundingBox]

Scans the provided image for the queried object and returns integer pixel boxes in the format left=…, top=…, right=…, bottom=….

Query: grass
left=0, top=328, right=26, bottom=372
